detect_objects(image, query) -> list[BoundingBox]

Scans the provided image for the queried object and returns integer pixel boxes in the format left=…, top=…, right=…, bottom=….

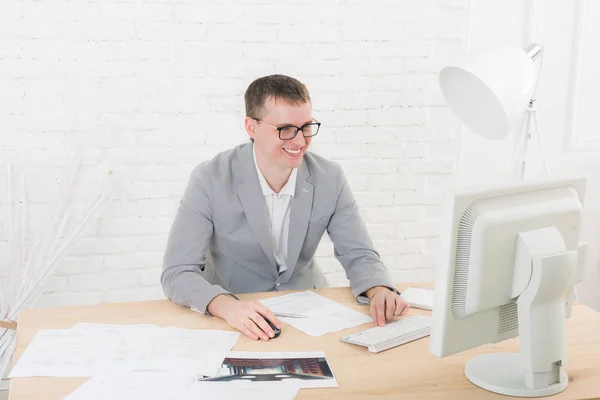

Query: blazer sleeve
left=326, top=164, right=398, bottom=301
left=161, top=165, right=234, bottom=315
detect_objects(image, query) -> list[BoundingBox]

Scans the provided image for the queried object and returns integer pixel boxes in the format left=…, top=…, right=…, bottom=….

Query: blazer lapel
left=235, top=144, right=277, bottom=268
left=285, top=162, right=314, bottom=278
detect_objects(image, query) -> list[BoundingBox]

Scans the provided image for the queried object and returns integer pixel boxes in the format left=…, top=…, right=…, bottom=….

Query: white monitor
left=430, top=177, right=588, bottom=398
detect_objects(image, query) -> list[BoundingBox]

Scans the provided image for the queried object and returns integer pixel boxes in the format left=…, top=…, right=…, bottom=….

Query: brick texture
left=0, top=0, right=465, bottom=307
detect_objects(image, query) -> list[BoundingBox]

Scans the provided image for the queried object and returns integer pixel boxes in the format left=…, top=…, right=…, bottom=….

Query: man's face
left=247, top=97, right=313, bottom=171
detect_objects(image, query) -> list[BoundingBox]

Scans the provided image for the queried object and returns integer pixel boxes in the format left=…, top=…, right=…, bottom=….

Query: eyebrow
left=280, top=120, right=314, bottom=127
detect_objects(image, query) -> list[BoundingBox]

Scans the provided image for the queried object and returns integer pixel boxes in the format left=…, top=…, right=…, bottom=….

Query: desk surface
left=10, top=283, right=600, bottom=399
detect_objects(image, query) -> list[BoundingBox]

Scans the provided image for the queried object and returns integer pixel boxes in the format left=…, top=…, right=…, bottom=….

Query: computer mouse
left=266, top=319, right=281, bottom=339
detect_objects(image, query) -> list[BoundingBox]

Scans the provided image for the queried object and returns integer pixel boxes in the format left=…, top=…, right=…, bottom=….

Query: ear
left=244, top=117, right=257, bottom=140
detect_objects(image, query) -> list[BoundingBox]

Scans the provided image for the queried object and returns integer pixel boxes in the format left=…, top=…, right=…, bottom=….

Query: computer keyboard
left=340, top=315, right=432, bottom=353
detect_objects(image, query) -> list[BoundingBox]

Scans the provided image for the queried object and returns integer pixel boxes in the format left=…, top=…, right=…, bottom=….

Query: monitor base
left=465, top=353, right=568, bottom=398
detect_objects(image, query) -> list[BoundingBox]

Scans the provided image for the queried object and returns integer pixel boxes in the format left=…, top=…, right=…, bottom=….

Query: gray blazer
left=161, top=142, right=396, bottom=314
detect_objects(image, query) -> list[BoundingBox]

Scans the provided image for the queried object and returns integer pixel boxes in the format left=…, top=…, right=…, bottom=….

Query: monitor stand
left=465, top=227, right=577, bottom=397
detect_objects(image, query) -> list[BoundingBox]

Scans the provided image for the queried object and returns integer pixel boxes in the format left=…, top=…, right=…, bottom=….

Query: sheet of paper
left=183, top=382, right=300, bottom=400
left=10, top=324, right=239, bottom=378
left=197, top=351, right=338, bottom=389
left=9, top=328, right=124, bottom=378
left=400, top=287, right=434, bottom=311
left=260, top=291, right=372, bottom=336
left=115, top=327, right=240, bottom=377
left=63, top=371, right=300, bottom=400
left=62, top=371, right=195, bottom=400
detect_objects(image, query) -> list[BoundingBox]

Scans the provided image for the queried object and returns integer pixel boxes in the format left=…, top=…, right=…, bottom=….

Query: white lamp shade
left=439, top=47, right=538, bottom=140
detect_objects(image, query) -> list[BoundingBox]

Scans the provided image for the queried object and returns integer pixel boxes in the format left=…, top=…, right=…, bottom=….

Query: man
left=162, top=74, right=409, bottom=341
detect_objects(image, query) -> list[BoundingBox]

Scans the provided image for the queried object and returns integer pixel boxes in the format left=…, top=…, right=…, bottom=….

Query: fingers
left=370, top=301, right=379, bottom=327
left=240, top=321, right=259, bottom=341
left=251, top=301, right=282, bottom=329
left=248, top=312, right=273, bottom=340
left=385, top=294, right=395, bottom=321
left=370, top=295, right=385, bottom=327
left=394, top=296, right=404, bottom=316
left=239, top=301, right=280, bottom=341
left=370, top=292, right=412, bottom=327
left=400, top=301, right=411, bottom=316
left=394, top=297, right=410, bottom=316
left=243, top=316, right=270, bottom=341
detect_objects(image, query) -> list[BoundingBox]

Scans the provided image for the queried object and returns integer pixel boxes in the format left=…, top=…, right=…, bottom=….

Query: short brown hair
left=244, top=74, right=311, bottom=119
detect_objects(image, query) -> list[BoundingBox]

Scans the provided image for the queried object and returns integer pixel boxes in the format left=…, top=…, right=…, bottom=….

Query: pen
left=273, top=312, right=308, bottom=319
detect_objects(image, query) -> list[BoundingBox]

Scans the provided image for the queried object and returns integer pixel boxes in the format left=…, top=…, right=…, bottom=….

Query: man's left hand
left=366, top=286, right=410, bottom=326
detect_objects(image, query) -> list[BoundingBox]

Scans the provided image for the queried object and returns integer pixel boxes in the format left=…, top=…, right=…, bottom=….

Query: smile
left=283, top=148, right=302, bottom=155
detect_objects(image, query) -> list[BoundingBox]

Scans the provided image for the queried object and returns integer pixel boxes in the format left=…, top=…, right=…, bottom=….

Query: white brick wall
left=0, top=0, right=466, bottom=308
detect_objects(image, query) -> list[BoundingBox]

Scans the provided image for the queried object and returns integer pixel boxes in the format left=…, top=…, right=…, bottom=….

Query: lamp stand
left=513, top=98, right=577, bottom=301
left=513, top=98, right=550, bottom=180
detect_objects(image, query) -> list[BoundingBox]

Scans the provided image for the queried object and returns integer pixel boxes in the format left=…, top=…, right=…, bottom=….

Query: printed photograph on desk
left=196, top=351, right=338, bottom=389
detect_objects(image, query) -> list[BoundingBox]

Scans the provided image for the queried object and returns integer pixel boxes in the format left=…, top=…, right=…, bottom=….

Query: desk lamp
left=439, top=44, right=548, bottom=179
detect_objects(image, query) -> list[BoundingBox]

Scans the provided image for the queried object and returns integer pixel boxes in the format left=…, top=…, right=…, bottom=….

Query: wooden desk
left=10, top=284, right=600, bottom=399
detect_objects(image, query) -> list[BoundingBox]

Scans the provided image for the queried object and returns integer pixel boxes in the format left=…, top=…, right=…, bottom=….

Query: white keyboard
left=340, top=315, right=432, bottom=353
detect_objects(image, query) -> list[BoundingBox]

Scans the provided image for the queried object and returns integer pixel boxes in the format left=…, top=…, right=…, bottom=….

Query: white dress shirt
left=253, top=146, right=297, bottom=274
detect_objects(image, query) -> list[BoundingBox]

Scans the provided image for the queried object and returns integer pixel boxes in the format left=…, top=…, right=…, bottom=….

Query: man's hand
left=207, top=294, right=282, bottom=341
left=366, top=286, right=410, bottom=327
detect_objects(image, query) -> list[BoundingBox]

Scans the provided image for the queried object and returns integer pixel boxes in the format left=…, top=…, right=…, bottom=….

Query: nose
left=291, top=129, right=306, bottom=146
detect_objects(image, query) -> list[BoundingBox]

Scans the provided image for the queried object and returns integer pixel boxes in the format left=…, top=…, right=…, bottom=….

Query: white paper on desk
left=69, top=323, right=239, bottom=376
left=260, top=291, right=372, bottom=336
left=10, top=324, right=239, bottom=379
left=115, top=327, right=240, bottom=377
left=183, top=382, right=300, bottom=400
left=62, top=371, right=300, bottom=400
left=10, top=324, right=157, bottom=378
left=400, top=287, right=434, bottom=311
left=62, top=371, right=195, bottom=400
left=9, top=328, right=122, bottom=378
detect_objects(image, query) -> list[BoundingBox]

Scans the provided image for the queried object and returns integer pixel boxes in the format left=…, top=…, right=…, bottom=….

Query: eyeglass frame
left=252, top=117, right=321, bottom=141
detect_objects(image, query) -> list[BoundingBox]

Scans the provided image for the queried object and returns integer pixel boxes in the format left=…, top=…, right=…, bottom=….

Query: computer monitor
left=429, top=177, right=588, bottom=397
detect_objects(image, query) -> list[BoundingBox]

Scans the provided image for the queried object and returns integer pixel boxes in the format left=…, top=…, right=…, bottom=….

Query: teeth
left=284, top=148, right=301, bottom=154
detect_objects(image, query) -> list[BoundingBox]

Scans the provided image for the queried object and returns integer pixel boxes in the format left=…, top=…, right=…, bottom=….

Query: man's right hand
left=206, top=294, right=282, bottom=341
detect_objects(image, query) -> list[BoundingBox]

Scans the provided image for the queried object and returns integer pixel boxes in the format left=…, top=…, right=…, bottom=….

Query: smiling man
left=161, top=74, right=409, bottom=341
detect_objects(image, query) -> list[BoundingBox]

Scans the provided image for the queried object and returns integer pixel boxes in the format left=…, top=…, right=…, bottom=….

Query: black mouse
left=266, top=319, right=281, bottom=339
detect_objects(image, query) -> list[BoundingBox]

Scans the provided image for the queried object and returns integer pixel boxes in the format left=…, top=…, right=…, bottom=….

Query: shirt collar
left=253, top=144, right=297, bottom=198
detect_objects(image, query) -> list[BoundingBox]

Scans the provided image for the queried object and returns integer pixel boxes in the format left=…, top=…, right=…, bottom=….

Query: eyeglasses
left=253, top=118, right=321, bottom=141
